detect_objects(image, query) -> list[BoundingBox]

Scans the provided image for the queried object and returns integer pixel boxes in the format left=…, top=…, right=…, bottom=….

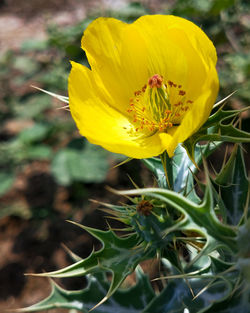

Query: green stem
left=160, top=151, right=173, bottom=190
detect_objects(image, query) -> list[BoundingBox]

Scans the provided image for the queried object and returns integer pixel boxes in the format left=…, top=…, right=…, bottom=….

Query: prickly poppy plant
left=20, top=15, right=250, bottom=313
left=69, top=15, right=219, bottom=158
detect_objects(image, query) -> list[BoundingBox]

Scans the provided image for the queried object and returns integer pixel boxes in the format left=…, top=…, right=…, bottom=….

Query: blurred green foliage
left=0, top=0, right=249, bottom=218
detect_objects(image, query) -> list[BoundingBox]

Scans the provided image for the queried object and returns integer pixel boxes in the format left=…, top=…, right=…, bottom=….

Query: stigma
left=127, top=74, right=193, bottom=133
left=148, top=74, right=163, bottom=88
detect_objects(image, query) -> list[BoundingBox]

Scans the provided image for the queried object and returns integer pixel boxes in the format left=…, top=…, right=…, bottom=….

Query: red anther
left=179, top=90, right=186, bottom=96
left=134, top=90, right=141, bottom=96
left=178, top=85, right=182, bottom=88
left=148, top=74, right=163, bottom=88
left=168, top=80, right=174, bottom=87
left=165, top=110, right=172, bottom=114
left=174, top=102, right=182, bottom=107
left=187, top=100, right=193, bottom=104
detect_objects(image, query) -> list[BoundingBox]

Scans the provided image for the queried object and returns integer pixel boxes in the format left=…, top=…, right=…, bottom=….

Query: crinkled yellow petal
left=81, top=15, right=217, bottom=115
left=164, top=65, right=219, bottom=157
left=133, top=15, right=217, bottom=100
left=69, top=61, right=165, bottom=158
left=82, top=18, right=149, bottom=112
left=82, top=15, right=217, bottom=108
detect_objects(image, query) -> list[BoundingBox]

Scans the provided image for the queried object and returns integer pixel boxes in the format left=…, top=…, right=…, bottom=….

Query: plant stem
left=160, top=151, right=173, bottom=190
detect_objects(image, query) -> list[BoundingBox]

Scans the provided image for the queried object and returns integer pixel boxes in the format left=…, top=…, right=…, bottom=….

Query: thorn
left=30, top=85, right=69, bottom=103
left=105, top=186, right=136, bottom=203
left=192, top=279, right=215, bottom=300
left=213, top=91, right=237, bottom=109
left=56, top=105, right=70, bottom=111
left=111, top=157, right=133, bottom=169
left=61, top=243, right=82, bottom=262
left=98, top=207, right=123, bottom=217
left=127, top=174, right=140, bottom=189
left=89, top=296, right=108, bottom=311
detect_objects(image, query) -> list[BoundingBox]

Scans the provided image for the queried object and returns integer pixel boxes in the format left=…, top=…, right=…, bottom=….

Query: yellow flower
left=69, top=15, right=219, bottom=158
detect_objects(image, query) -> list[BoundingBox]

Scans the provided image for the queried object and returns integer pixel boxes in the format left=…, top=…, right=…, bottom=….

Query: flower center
left=127, top=74, right=193, bottom=133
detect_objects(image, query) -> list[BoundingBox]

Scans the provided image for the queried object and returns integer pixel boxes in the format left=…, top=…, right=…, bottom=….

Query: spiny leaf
left=172, top=143, right=219, bottom=202
left=28, top=222, right=155, bottom=306
left=183, top=106, right=250, bottom=161
left=143, top=276, right=232, bottom=313
left=115, top=184, right=237, bottom=258
left=142, top=157, right=168, bottom=189
left=143, top=142, right=219, bottom=203
left=19, top=267, right=155, bottom=313
left=203, top=107, right=249, bottom=129
left=214, top=145, right=249, bottom=225
left=202, top=282, right=250, bottom=313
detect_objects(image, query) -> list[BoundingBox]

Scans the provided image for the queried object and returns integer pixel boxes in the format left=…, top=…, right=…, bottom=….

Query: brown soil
left=0, top=1, right=132, bottom=312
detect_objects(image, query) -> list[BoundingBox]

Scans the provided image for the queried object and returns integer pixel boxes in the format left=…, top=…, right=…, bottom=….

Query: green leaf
left=214, top=146, right=249, bottom=225
left=51, top=149, right=74, bottom=185
left=14, top=94, right=51, bottom=119
left=51, top=140, right=109, bottom=185
left=237, top=219, right=250, bottom=281
left=143, top=142, right=219, bottom=203
left=183, top=107, right=250, bottom=161
left=19, top=268, right=155, bottom=312
left=21, top=39, right=48, bottom=52
left=32, top=222, right=154, bottom=304
left=143, top=276, right=232, bottom=313
left=173, top=143, right=219, bottom=202
left=25, top=145, right=52, bottom=160
left=117, top=184, right=237, bottom=257
left=142, top=279, right=189, bottom=313
left=13, top=56, right=39, bottom=75
left=18, top=123, right=51, bottom=144
left=0, top=172, right=15, bottom=196
left=210, top=0, right=235, bottom=15
left=143, top=253, right=236, bottom=313
left=142, top=157, right=168, bottom=189
left=203, top=284, right=250, bottom=313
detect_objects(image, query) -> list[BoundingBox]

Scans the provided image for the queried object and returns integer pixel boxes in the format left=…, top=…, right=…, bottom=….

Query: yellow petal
left=69, top=61, right=165, bottom=158
left=82, top=18, right=148, bottom=112
left=165, top=65, right=219, bottom=157
left=133, top=15, right=217, bottom=99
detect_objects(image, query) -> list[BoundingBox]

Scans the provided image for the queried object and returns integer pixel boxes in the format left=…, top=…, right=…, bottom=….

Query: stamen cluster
left=127, top=74, right=193, bottom=133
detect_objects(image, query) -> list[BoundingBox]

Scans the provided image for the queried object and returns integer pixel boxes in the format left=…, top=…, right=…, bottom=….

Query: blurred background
left=0, top=0, right=249, bottom=312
